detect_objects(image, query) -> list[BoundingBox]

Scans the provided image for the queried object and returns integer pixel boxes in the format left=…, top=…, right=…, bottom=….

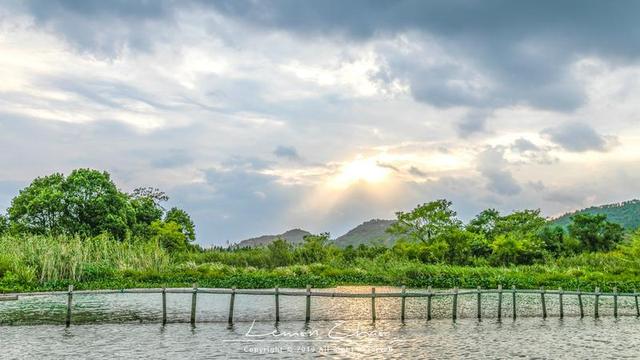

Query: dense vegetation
left=1, top=170, right=639, bottom=293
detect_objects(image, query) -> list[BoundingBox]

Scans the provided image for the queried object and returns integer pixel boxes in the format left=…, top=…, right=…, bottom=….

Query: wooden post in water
left=578, top=289, right=584, bottom=318
left=477, top=286, right=482, bottom=320
left=452, top=287, right=458, bottom=321
left=635, top=289, right=639, bottom=317
left=400, top=285, right=406, bottom=322
left=427, top=286, right=433, bottom=321
left=275, top=287, right=280, bottom=323
left=613, top=287, right=618, bottom=318
left=371, top=287, right=377, bottom=322
left=559, top=287, right=564, bottom=319
left=65, top=285, right=73, bottom=327
left=497, top=285, right=502, bottom=320
left=162, top=287, right=167, bottom=325
left=228, top=286, right=236, bottom=325
left=190, top=283, right=198, bottom=325
left=594, top=287, right=600, bottom=318
left=305, top=285, right=311, bottom=323
left=540, top=287, right=547, bottom=319
left=512, top=285, right=517, bottom=320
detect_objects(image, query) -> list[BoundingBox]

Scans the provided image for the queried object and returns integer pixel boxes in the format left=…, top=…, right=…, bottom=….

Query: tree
left=0, top=214, right=8, bottom=235
left=150, top=220, right=187, bottom=252
left=296, top=233, right=331, bottom=264
left=490, top=232, right=544, bottom=265
left=267, top=238, right=293, bottom=267
left=494, top=209, right=547, bottom=236
left=8, top=173, right=66, bottom=235
left=387, top=199, right=462, bottom=244
left=467, top=209, right=500, bottom=239
left=432, top=228, right=479, bottom=264
left=568, top=213, right=624, bottom=252
left=62, top=169, right=132, bottom=240
left=164, top=207, right=196, bottom=242
left=129, top=188, right=167, bottom=238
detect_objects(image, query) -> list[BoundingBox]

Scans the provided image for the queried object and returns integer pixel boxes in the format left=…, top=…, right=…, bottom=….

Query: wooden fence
left=3, top=285, right=639, bottom=326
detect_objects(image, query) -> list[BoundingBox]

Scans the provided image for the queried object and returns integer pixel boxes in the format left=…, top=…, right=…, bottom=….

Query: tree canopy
left=4, top=169, right=195, bottom=248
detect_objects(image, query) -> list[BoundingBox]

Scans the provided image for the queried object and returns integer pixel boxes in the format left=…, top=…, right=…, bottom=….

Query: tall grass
left=0, top=234, right=169, bottom=283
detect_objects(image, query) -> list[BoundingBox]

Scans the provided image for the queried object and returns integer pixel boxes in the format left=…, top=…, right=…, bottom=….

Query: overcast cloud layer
left=1, top=0, right=640, bottom=245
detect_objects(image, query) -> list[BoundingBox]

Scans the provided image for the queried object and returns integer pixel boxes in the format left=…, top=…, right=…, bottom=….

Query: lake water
left=1, top=286, right=638, bottom=359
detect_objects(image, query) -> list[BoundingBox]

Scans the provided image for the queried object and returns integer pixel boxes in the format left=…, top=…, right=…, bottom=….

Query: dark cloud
left=273, top=145, right=301, bottom=161
left=15, top=1, right=640, bottom=110
left=456, top=110, right=491, bottom=138
left=511, top=138, right=539, bottom=152
left=376, top=161, right=400, bottom=172
left=542, top=122, right=613, bottom=152
left=408, top=166, right=427, bottom=177
left=477, top=147, right=522, bottom=196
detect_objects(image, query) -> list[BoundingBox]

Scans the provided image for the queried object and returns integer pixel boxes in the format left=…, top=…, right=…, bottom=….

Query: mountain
left=551, top=199, right=640, bottom=230
left=234, top=228, right=311, bottom=248
left=334, top=219, right=397, bottom=248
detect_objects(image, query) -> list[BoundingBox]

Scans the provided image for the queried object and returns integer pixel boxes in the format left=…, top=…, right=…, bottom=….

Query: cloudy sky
left=1, top=0, right=640, bottom=245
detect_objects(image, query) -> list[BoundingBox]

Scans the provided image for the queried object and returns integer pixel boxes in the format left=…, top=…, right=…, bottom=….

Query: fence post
left=595, top=287, right=600, bottom=319
left=162, top=287, right=167, bottom=325
left=275, top=287, right=280, bottom=323
left=190, top=283, right=198, bottom=325
left=65, top=285, right=73, bottom=327
left=635, top=289, right=639, bottom=317
left=305, top=285, right=311, bottom=323
left=228, top=286, right=236, bottom=325
left=540, top=287, right=547, bottom=319
left=477, top=286, right=482, bottom=320
left=400, top=285, right=406, bottom=322
left=497, top=285, right=502, bottom=321
left=512, top=285, right=516, bottom=320
left=559, top=287, right=564, bottom=319
left=613, top=287, right=618, bottom=318
left=371, top=287, right=377, bottom=322
left=452, top=287, right=458, bottom=321
left=578, top=289, right=584, bottom=318
left=427, top=286, right=432, bottom=321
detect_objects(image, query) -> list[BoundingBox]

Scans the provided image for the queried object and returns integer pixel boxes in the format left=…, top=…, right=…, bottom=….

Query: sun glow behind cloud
left=328, top=156, right=392, bottom=189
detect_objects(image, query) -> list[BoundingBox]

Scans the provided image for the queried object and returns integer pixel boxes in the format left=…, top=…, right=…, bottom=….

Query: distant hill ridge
left=234, top=228, right=311, bottom=248
left=334, top=219, right=397, bottom=248
left=551, top=199, right=640, bottom=229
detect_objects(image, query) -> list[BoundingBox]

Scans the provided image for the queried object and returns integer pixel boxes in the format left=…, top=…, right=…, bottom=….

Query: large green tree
left=8, top=173, right=66, bottom=235
left=387, top=199, right=462, bottom=244
left=62, top=169, right=132, bottom=240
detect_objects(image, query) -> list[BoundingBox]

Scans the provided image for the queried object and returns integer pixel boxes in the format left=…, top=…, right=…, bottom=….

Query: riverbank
left=2, top=261, right=639, bottom=293
left=2, top=235, right=640, bottom=293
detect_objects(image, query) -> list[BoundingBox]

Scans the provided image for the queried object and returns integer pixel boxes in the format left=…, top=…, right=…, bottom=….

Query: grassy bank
left=2, top=235, right=640, bottom=293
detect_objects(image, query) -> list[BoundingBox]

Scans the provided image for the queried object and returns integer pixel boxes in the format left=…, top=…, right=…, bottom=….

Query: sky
left=1, top=0, right=640, bottom=245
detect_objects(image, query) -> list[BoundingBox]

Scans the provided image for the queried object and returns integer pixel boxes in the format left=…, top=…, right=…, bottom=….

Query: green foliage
left=62, top=169, right=132, bottom=240
left=493, top=209, right=547, bottom=236
left=467, top=208, right=500, bottom=239
left=150, top=221, right=187, bottom=252
left=568, top=213, right=625, bottom=251
left=490, top=232, right=544, bottom=265
left=0, top=214, right=8, bottom=235
left=388, top=199, right=462, bottom=244
left=267, top=238, right=293, bottom=267
left=8, top=173, right=66, bottom=235
left=5, top=169, right=196, bottom=245
left=164, top=207, right=196, bottom=242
